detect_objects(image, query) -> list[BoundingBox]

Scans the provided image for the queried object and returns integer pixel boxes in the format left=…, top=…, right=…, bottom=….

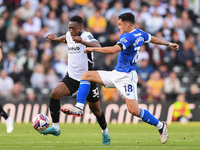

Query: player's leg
left=39, top=81, right=71, bottom=136
left=125, top=99, right=168, bottom=144
left=125, top=98, right=161, bottom=126
left=62, top=71, right=104, bottom=114
left=63, top=71, right=113, bottom=116
left=50, top=82, right=70, bottom=128
left=0, top=104, right=14, bottom=133
left=87, top=101, right=111, bottom=145
left=75, top=71, right=104, bottom=109
left=87, top=83, right=110, bottom=145
left=116, top=70, right=168, bottom=144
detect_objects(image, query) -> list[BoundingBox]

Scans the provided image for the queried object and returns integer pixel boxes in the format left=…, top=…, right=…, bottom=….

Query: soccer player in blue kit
left=62, top=12, right=179, bottom=144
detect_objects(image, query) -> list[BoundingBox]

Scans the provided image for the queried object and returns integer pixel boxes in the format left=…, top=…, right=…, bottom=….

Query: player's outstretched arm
left=150, top=36, right=179, bottom=50
left=72, top=36, right=101, bottom=47
left=44, top=34, right=66, bottom=43
left=84, top=45, right=121, bottom=54
left=82, top=40, right=101, bottom=48
left=0, top=48, right=2, bottom=61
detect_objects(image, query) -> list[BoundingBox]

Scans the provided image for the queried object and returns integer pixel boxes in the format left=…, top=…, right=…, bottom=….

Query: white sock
left=52, top=123, right=60, bottom=131
left=102, top=127, right=108, bottom=134
left=75, top=103, right=84, bottom=110
left=6, top=117, right=12, bottom=122
left=156, top=121, right=163, bottom=130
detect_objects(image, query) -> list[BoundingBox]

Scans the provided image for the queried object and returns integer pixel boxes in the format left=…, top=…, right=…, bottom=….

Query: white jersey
left=65, top=30, right=97, bottom=81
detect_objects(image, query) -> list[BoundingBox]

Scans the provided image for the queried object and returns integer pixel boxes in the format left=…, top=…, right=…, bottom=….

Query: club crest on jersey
left=120, top=37, right=128, bottom=43
left=87, top=35, right=94, bottom=40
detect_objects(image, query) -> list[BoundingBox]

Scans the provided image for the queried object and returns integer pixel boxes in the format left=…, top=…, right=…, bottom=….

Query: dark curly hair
left=69, top=16, right=83, bottom=25
left=118, top=12, right=135, bottom=24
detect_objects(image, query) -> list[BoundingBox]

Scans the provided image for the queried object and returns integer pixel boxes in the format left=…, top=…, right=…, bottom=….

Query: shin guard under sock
left=97, top=112, right=107, bottom=130
left=49, top=98, right=60, bottom=123
left=138, top=108, right=159, bottom=126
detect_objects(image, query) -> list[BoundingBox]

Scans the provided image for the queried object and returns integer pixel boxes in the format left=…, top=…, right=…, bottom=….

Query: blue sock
left=138, top=108, right=159, bottom=126
left=76, top=80, right=91, bottom=105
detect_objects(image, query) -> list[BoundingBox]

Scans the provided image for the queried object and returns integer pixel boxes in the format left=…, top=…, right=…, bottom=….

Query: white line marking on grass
left=2, top=140, right=131, bottom=144
left=0, top=132, right=199, bottom=137
left=35, top=146, right=200, bottom=149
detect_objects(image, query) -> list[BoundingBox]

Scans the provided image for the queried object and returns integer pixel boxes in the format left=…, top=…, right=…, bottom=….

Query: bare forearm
left=85, top=45, right=121, bottom=54
left=53, top=35, right=66, bottom=43
left=94, top=47, right=112, bottom=54
left=0, top=48, right=2, bottom=61
left=93, top=46, right=119, bottom=54
left=82, top=41, right=101, bottom=47
left=150, top=36, right=170, bottom=46
left=151, top=36, right=179, bottom=50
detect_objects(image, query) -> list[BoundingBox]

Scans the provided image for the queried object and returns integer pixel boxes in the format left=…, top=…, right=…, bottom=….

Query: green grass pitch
left=0, top=122, right=200, bottom=150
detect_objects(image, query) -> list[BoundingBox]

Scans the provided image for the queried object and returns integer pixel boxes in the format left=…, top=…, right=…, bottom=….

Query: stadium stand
left=0, top=0, right=200, bottom=103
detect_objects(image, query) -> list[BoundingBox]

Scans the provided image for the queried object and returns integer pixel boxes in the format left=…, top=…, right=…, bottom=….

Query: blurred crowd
left=0, top=0, right=200, bottom=104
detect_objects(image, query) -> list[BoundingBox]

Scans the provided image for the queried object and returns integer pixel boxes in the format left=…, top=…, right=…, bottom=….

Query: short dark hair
left=118, top=13, right=135, bottom=24
left=69, top=16, right=83, bottom=25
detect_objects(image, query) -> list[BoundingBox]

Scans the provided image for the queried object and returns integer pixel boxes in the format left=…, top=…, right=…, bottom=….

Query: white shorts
left=97, top=70, right=138, bottom=100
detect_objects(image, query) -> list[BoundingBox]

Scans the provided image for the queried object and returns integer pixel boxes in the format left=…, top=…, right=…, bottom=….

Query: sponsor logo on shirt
left=68, top=47, right=80, bottom=51
left=120, top=37, right=128, bottom=43
left=68, top=47, right=81, bottom=53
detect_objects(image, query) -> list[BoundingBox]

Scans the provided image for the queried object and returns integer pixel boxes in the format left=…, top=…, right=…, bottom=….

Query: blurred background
left=0, top=0, right=200, bottom=121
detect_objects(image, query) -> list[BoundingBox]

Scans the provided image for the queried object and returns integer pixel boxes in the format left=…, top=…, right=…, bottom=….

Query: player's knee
left=128, top=108, right=140, bottom=116
left=50, top=89, right=61, bottom=99
left=81, top=71, right=90, bottom=80
left=81, top=71, right=95, bottom=81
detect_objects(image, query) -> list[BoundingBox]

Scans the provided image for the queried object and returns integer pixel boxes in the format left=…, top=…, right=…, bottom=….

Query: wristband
left=168, top=42, right=172, bottom=47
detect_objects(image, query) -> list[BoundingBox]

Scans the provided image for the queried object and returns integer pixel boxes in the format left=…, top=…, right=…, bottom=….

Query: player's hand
left=169, top=43, right=179, bottom=50
left=72, top=36, right=83, bottom=43
left=0, top=48, right=2, bottom=62
left=84, top=47, right=94, bottom=53
left=44, top=34, right=57, bottom=41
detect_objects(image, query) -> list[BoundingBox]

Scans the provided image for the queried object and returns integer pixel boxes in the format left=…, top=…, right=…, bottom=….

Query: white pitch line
left=0, top=132, right=199, bottom=137
left=0, top=139, right=198, bottom=145
left=0, top=146, right=199, bottom=149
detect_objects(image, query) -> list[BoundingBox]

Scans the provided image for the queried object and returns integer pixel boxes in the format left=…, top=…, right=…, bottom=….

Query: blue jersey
left=115, top=28, right=151, bottom=72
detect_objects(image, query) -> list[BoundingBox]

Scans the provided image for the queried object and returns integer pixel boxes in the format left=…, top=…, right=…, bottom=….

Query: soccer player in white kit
left=63, top=13, right=179, bottom=144
left=39, top=16, right=110, bottom=145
